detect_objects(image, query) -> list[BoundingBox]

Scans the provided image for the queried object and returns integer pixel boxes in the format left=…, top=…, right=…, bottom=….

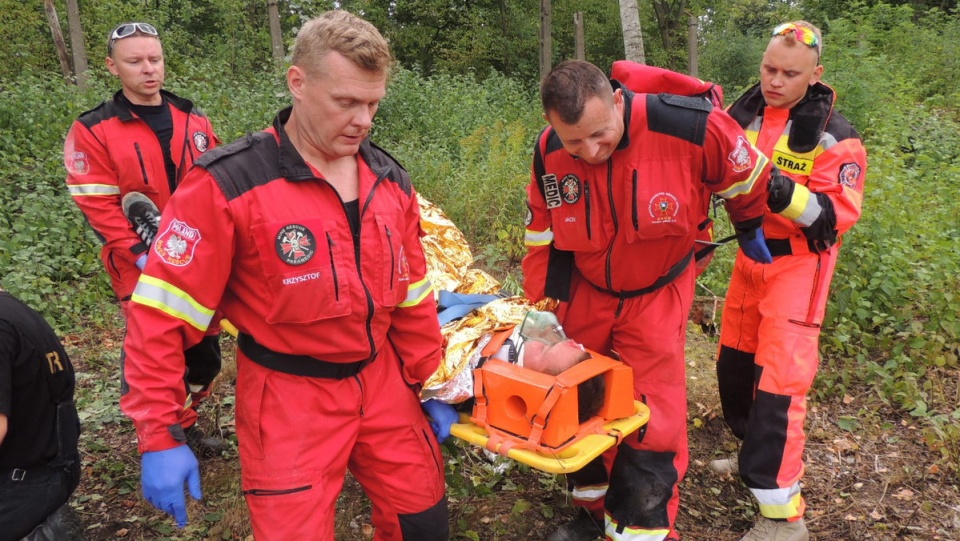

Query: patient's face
left=522, top=339, right=588, bottom=376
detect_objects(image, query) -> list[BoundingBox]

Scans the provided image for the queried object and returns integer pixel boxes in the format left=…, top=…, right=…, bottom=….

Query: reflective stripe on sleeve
left=68, top=184, right=121, bottom=196
left=524, top=228, right=554, bottom=247
left=716, top=152, right=769, bottom=200
left=776, top=182, right=822, bottom=227
left=397, top=277, right=433, bottom=308
left=130, top=275, right=215, bottom=331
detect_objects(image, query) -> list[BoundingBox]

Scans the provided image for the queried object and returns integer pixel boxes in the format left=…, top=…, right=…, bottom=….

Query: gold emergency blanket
left=419, top=195, right=559, bottom=402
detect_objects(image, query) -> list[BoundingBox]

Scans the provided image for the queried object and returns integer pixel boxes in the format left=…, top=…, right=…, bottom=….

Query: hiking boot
left=184, top=425, right=227, bottom=458
left=740, top=516, right=808, bottom=541
left=122, top=192, right=161, bottom=246
left=709, top=457, right=739, bottom=476
left=546, top=510, right=604, bottom=541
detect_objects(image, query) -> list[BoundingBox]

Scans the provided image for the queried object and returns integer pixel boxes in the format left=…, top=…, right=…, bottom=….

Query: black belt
left=238, top=333, right=374, bottom=379
left=588, top=248, right=694, bottom=299
left=0, top=464, right=62, bottom=483
left=766, top=238, right=793, bottom=257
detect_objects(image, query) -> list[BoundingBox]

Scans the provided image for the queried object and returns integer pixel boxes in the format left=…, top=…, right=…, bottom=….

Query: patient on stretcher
left=424, top=307, right=606, bottom=423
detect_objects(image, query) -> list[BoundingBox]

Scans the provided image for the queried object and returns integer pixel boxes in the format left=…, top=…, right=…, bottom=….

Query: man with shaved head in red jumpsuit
left=715, top=21, right=867, bottom=541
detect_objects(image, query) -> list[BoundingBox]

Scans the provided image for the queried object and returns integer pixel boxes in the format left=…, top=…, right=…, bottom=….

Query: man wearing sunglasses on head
left=63, top=22, right=225, bottom=457
left=714, top=21, right=867, bottom=541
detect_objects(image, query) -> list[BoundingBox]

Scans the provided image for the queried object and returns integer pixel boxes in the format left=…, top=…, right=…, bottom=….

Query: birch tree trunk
left=619, top=0, right=645, bottom=63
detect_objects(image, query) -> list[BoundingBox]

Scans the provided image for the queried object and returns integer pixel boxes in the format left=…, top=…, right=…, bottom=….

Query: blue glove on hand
left=422, top=399, right=458, bottom=444
left=135, top=254, right=148, bottom=270
left=142, top=445, right=202, bottom=528
left=737, top=227, right=773, bottom=264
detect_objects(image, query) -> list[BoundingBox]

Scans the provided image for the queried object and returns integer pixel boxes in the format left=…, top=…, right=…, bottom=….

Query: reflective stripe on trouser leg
left=566, top=452, right=612, bottom=518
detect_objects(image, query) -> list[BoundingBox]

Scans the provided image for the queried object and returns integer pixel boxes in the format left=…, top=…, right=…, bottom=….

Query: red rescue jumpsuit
left=119, top=108, right=447, bottom=541
left=64, top=89, right=221, bottom=429
left=718, top=82, right=867, bottom=521
left=524, top=83, right=772, bottom=540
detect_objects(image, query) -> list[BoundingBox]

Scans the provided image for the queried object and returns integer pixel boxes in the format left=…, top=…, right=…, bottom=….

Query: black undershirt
left=129, top=99, right=177, bottom=194
left=343, top=199, right=361, bottom=261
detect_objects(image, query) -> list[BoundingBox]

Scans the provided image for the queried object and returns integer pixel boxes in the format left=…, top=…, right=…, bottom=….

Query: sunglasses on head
left=110, top=22, right=158, bottom=42
left=772, top=23, right=819, bottom=48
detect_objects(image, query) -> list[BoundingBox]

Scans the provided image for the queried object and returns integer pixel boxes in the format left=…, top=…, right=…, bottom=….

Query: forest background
left=1, top=0, right=959, bottom=539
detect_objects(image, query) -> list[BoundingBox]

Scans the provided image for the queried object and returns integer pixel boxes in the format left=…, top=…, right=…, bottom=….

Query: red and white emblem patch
left=68, top=151, right=90, bottom=175
left=728, top=136, right=752, bottom=173
left=155, top=219, right=201, bottom=267
left=648, top=192, right=680, bottom=223
left=839, top=163, right=862, bottom=188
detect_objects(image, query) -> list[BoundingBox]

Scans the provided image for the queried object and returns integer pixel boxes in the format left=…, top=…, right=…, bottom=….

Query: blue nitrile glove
left=422, top=399, right=458, bottom=444
left=135, top=254, right=148, bottom=270
left=736, top=226, right=773, bottom=264
left=141, top=445, right=202, bottom=528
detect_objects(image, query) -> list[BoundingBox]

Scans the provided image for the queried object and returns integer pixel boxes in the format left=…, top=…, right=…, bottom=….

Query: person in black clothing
left=0, top=288, right=81, bottom=540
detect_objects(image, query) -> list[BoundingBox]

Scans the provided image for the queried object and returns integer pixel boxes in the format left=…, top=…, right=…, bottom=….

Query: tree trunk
left=44, top=0, right=72, bottom=80
left=267, top=0, right=284, bottom=65
left=619, top=0, right=645, bottom=63
left=687, top=13, right=697, bottom=77
left=651, top=0, right=686, bottom=71
left=65, top=0, right=88, bottom=88
left=540, top=0, right=552, bottom=81
left=574, top=12, right=584, bottom=61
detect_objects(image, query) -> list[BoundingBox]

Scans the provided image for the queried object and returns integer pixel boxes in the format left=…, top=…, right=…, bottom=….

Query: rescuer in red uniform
left=119, top=11, right=450, bottom=540
left=524, top=59, right=778, bottom=541
left=63, top=21, right=223, bottom=454
left=715, top=21, right=867, bottom=541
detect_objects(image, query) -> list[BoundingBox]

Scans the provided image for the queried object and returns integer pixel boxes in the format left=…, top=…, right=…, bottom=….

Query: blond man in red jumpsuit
left=716, top=21, right=867, bottom=541
left=524, top=60, right=778, bottom=541
left=119, top=11, right=448, bottom=540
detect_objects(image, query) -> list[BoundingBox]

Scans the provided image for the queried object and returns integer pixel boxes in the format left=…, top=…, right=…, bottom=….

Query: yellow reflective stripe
left=68, top=184, right=121, bottom=196
left=397, top=277, right=433, bottom=308
left=571, top=483, right=606, bottom=501
left=716, top=152, right=769, bottom=200
left=752, top=484, right=803, bottom=520
left=778, top=182, right=822, bottom=227
left=131, top=275, right=215, bottom=331
left=524, top=228, right=553, bottom=247
left=604, top=515, right=670, bottom=541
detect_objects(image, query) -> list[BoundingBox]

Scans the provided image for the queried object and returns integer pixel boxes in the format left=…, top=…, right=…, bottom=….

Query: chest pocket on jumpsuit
left=548, top=175, right=610, bottom=252
left=371, top=211, right=405, bottom=308
left=251, top=217, right=351, bottom=324
left=624, top=157, right=695, bottom=243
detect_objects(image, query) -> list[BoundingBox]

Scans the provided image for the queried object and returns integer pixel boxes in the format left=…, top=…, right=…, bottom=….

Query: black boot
left=184, top=425, right=227, bottom=458
left=546, top=510, right=604, bottom=541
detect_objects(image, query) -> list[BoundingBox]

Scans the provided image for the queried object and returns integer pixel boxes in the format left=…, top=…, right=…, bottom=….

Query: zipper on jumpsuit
left=602, top=160, right=626, bottom=318
left=134, top=142, right=150, bottom=185
left=325, top=232, right=341, bottom=301
left=789, top=253, right=826, bottom=328
left=385, top=225, right=396, bottom=287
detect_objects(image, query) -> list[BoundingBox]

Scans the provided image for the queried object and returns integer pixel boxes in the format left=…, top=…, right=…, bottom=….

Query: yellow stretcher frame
left=449, top=400, right=649, bottom=474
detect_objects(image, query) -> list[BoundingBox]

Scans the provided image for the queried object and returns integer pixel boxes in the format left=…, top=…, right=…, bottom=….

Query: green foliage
left=376, top=68, right=542, bottom=268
